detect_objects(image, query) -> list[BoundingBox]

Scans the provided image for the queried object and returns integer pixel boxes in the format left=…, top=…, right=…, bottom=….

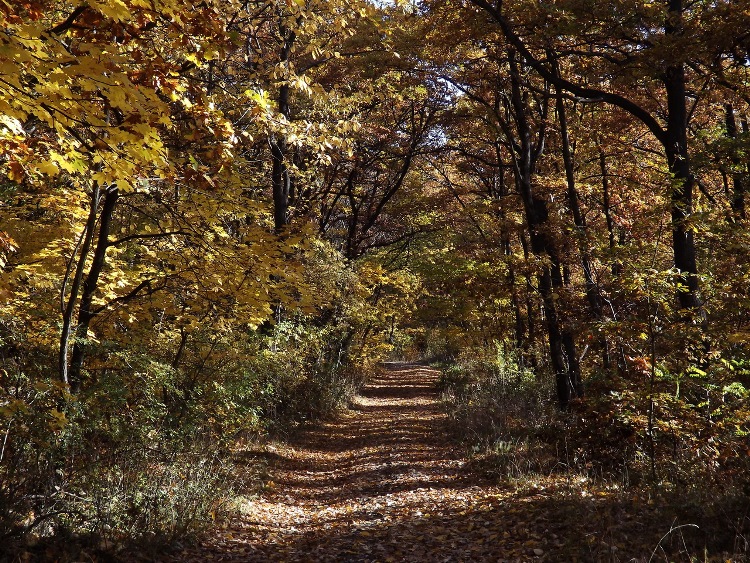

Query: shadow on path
left=169, top=363, right=721, bottom=562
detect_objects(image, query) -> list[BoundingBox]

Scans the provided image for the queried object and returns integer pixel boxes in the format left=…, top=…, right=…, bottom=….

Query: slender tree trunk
left=599, top=149, right=618, bottom=268
left=557, top=91, right=601, bottom=316
left=539, top=267, right=574, bottom=407
left=508, top=50, right=580, bottom=407
left=557, top=90, right=609, bottom=371
left=664, top=0, right=702, bottom=315
left=505, top=237, right=525, bottom=349
left=550, top=257, right=582, bottom=400
left=271, top=133, right=290, bottom=231
left=496, top=152, right=526, bottom=350
left=271, top=24, right=296, bottom=232
left=59, top=181, right=101, bottom=387
left=172, top=327, right=189, bottom=369
left=345, top=169, right=359, bottom=259
left=519, top=232, right=537, bottom=366
left=68, top=186, right=119, bottom=391
left=598, top=149, right=628, bottom=372
left=725, top=103, right=746, bottom=219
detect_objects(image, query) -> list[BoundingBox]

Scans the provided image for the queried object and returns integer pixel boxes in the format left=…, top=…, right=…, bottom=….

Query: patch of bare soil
left=169, top=363, right=735, bottom=562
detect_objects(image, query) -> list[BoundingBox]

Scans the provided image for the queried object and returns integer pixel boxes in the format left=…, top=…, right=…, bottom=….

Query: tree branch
left=110, top=230, right=188, bottom=247
left=90, top=278, right=161, bottom=317
left=48, top=5, right=88, bottom=35
left=468, top=0, right=668, bottom=146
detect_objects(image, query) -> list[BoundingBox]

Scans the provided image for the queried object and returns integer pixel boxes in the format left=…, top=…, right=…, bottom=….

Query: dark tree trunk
left=271, top=25, right=296, bottom=232
left=504, top=236, right=525, bottom=349
left=519, top=232, right=537, bottom=366
left=539, top=267, right=574, bottom=407
left=508, top=51, right=581, bottom=407
left=598, top=149, right=628, bottom=372
left=557, top=90, right=609, bottom=371
left=68, top=186, right=119, bottom=391
left=664, top=0, right=702, bottom=314
left=557, top=91, right=601, bottom=316
left=725, top=103, right=746, bottom=219
left=271, top=128, right=290, bottom=231
left=497, top=150, right=527, bottom=351
left=59, top=182, right=101, bottom=388
left=599, top=149, right=619, bottom=270
left=172, top=327, right=189, bottom=370
left=345, top=169, right=359, bottom=259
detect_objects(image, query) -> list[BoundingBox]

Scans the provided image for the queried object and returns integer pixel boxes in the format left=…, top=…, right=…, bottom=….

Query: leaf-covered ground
left=172, top=364, right=745, bottom=562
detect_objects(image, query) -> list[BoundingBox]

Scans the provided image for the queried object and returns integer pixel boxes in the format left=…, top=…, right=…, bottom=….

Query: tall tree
left=463, top=0, right=750, bottom=320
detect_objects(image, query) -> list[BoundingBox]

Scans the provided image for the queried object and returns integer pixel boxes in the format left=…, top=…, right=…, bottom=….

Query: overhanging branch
left=468, top=0, right=668, bottom=146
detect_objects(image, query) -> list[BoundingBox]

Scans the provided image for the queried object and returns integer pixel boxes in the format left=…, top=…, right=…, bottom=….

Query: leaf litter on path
left=170, top=363, right=723, bottom=562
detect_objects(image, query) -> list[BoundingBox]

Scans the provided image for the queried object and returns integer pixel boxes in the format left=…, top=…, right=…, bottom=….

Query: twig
left=648, top=523, right=699, bottom=562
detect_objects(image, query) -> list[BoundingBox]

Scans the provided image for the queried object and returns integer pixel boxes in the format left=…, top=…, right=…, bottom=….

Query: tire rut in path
left=181, top=362, right=549, bottom=562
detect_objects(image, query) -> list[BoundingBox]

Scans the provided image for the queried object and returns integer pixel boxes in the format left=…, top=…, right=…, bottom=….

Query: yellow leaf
left=90, top=0, right=132, bottom=22
left=115, top=178, right=132, bottom=191
left=34, top=160, right=59, bottom=177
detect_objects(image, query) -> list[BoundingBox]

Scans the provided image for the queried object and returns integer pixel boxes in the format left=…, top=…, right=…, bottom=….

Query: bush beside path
left=171, top=363, right=742, bottom=562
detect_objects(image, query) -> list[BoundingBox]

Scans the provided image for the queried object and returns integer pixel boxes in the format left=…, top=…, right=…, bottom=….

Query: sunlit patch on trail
left=171, top=364, right=662, bottom=562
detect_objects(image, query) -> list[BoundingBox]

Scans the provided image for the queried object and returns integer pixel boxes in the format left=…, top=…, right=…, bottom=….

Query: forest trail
left=171, top=364, right=628, bottom=562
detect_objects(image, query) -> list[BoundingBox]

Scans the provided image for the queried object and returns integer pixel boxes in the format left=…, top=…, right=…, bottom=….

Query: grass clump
left=438, top=341, right=559, bottom=477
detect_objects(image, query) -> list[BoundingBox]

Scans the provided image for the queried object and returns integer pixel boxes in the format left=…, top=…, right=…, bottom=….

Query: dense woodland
left=2, top=0, right=750, bottom=559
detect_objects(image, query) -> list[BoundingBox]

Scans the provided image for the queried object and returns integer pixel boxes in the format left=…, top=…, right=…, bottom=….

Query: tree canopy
left=2, top=0, right=750, bottom=555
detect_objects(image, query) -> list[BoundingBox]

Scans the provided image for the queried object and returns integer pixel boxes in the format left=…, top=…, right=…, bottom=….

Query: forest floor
left=170, top=363, right=746, bottom=562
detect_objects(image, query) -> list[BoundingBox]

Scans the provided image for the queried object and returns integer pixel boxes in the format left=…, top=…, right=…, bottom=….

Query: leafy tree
left=465, top=0, right=750, bottom=322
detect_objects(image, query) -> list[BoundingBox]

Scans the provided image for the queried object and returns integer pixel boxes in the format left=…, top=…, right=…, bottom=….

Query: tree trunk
left=598, top=149, right=628, bottom=372
left=59, top=181, right=101, bottom=388
left=68, top=186, right=119, bottom=391
left=599, top=149, right=620, bottom=272
left=271, top=129, right=290, bottom=231
left=519, top=232, right=537, bottom=368
left=271, top=24, right=296, bottom=232
left=557, top=90, right=601, bottom=316
left=664, top=0, right=702, bottom=315
left=557, top=89, right=609, bottom=371
left=539, top=267, right=575, bottom=407
left=725, top=103, right=746, bottom=219
left=496, top=151, right=527, bottom=350
left=508, top=50, right=581, bottom=407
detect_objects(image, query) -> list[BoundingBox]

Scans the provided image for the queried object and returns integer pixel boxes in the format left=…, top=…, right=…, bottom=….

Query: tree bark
left=271, top=24, right=296, bottom=232
left=59, top=181, right=101, bottom=388
left=556, top=89, right=610, bottom=371
left=68, top=186, right=119, bottom=391
left=507, top=50, right=581, bottom=407
left=664, top=0, right=701, bottom=314
left=598, top=149, right=628, bottom=372
left=495, top=146, right=526, bottom=350
left=599, top=149, right=618, bottom=265
left=557, top=90, right=601, bottom=315
left=725, top=103, right=746, bottom=219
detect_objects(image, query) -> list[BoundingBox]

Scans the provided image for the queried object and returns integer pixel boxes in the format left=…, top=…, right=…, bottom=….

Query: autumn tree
left=0, top=0, right=308, bottom=389
left=464, top=0, right=750, bottom=326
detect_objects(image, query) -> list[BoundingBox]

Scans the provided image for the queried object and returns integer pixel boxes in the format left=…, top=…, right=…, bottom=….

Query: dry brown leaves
left=170, top=364, right=734, bottom=562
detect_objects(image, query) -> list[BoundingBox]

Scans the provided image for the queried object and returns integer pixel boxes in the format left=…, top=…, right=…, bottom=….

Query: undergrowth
left=0, top=319, right=371, bottom=561
left=438, top=340, right=750, bottom=560
left=438, top=341, right=559, bottom=478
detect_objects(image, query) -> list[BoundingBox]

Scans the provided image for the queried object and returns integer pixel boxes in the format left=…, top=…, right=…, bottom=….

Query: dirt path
left=171, top=364, right=606, bottom=561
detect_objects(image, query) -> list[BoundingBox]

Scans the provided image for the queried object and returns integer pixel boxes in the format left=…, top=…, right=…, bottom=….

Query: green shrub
left=439, top=342, right=560, bottom=476
left=441, top=341, right=554, bottom=448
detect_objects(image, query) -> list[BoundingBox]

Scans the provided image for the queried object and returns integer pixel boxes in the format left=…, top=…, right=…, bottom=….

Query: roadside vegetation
left=2, top=0, right=750, bottom=560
